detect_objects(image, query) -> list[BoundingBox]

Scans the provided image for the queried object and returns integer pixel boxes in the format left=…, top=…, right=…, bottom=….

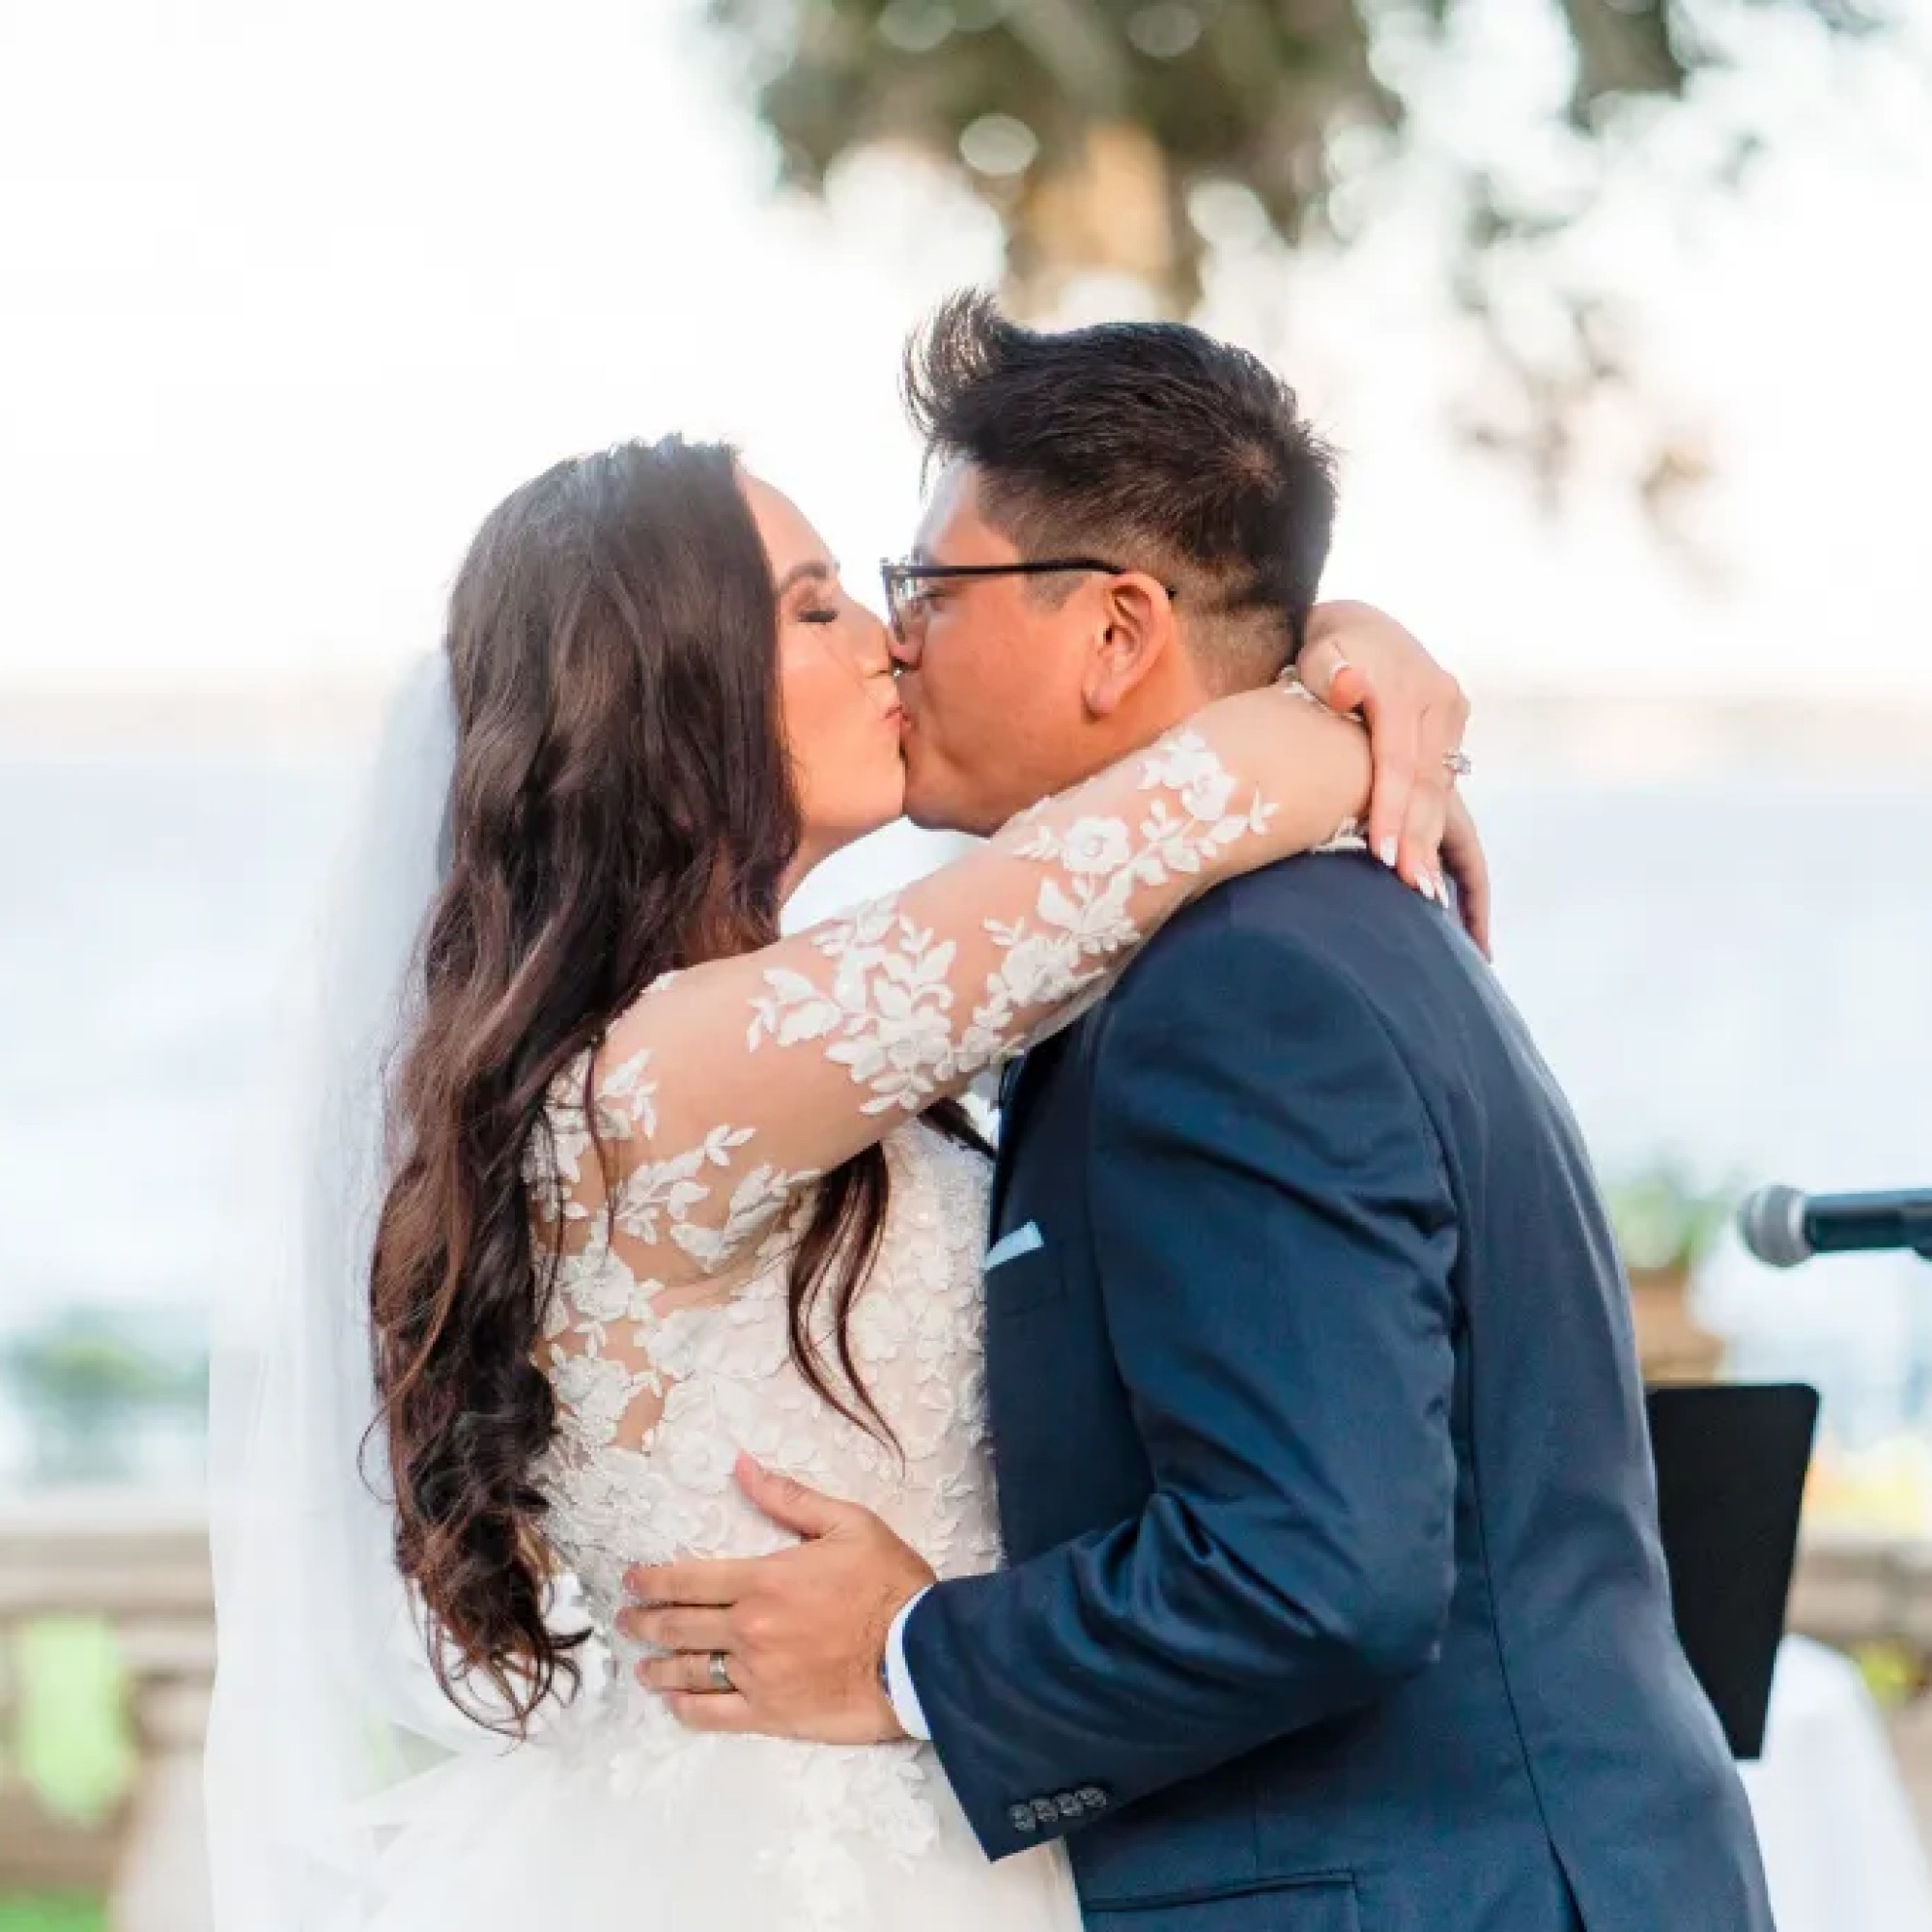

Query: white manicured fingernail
left=1379, top=837, right=1399, bottom=870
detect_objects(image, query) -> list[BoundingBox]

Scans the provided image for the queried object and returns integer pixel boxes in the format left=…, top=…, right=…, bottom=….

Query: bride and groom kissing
left=207, top=294, right=1772, bottom=1932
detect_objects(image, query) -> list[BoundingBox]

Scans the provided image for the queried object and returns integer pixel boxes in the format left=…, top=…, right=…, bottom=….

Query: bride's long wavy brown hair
left=369, top=438, right=980, bottom=1732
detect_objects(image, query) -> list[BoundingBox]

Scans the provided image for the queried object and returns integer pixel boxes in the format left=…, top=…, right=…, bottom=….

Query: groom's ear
left=1081, top=572, right=1179, bottom=721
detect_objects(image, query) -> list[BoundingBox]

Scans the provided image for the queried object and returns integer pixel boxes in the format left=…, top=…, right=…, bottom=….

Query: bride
left=205, top=434, right=1479, bottom=1931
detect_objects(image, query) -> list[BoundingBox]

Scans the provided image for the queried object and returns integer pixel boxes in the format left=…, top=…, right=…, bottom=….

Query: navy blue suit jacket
left=902, top=853, right=1773, bottom=1931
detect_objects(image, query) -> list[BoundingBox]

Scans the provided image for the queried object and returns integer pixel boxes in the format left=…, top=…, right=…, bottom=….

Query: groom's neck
left=1063, top=652, right=1263, bottom=788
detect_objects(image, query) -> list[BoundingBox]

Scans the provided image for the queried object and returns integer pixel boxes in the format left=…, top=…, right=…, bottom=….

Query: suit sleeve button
left=1076, top=1786, right=1108, bottom=1809
left=1009, top=1804, right=1037, bottom=1833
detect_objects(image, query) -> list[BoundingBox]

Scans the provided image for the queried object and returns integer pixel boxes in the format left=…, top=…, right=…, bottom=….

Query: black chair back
left=1646, top=1381, right=1820, bottom=1760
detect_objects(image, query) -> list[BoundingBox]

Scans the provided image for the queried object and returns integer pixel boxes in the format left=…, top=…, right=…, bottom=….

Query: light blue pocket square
left=984, top=1221, right=1045, bottom=1272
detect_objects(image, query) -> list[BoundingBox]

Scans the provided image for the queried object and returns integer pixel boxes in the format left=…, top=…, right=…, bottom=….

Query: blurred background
left=3, top=0, right=1930, bottom=1924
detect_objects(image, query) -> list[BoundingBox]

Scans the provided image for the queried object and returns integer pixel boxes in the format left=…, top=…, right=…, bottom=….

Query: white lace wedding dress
left=357, top=1121, right=1079, bottom=1932
left=343, top=700, right=1356, bottom=1932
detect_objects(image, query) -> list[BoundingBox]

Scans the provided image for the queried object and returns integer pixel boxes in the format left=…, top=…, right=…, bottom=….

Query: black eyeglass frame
left=879, top=557, right=1179, bottom=644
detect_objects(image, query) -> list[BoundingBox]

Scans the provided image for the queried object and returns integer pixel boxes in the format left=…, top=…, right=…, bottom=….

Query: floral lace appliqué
left=751, top=725, right=1277, bottom=1115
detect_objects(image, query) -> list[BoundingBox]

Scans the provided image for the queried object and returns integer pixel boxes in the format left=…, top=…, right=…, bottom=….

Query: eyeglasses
left=879, top=556, right=1179, bottom=655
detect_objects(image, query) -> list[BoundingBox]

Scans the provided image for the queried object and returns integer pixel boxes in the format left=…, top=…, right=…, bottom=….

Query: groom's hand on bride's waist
left=618, top=1453, right=935, bottom=1747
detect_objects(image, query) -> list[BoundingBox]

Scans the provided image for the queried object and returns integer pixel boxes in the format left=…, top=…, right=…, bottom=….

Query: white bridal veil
left=204, top=654, right=509, bottom=1932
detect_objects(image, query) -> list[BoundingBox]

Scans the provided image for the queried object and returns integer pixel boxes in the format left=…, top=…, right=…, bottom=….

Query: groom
left=625, top=298, right=1773, bottom=1930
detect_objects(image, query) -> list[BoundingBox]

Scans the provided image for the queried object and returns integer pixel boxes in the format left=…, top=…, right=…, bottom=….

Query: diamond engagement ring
left=1443, top=750, right=1474, bottom=780
left=707, top=1651, right=734, bottom=1693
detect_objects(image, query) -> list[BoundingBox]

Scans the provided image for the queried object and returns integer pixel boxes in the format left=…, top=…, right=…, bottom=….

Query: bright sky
left=2, top=0, right=1928, bottom=700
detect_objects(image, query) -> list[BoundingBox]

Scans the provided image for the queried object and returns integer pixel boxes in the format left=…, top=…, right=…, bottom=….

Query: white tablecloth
left=1741, top=1637, right=1932, bottom=1932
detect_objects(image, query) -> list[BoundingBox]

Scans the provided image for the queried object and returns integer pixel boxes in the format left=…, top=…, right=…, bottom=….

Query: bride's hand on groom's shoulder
left=1300, top=601, right=1492, bottom=958
left=618, top=1455, right=935, bottom=1747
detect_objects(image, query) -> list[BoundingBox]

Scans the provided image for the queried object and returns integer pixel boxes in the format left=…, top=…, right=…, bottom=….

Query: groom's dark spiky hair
left=902, top=292, right=1337, bottom=681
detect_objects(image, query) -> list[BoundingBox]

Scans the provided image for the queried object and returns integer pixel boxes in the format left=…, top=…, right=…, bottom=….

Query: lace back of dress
left=526, top=1037, right=795, bottom=1474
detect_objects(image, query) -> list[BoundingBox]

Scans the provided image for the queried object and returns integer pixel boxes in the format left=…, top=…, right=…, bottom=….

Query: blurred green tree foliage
left=1, top=1313, right=205, bottom=1483
left=708, top=0, right=1886, bottom=505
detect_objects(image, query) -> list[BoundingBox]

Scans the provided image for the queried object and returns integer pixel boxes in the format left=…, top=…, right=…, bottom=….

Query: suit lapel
left=998, top=1056, right=1026, bottom=1115
left=989, top=1031, right=1071, bottom=1235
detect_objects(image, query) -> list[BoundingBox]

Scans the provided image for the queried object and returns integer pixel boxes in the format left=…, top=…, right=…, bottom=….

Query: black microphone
left=1737, top=1185, right=1932, bottom=1268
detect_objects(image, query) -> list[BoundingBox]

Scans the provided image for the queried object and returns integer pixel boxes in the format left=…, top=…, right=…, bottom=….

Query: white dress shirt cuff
left=885, top=1586, right=934, bottom=1742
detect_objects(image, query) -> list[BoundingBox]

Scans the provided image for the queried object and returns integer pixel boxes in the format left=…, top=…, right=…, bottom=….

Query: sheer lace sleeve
left=532, top=679, right=1368, bottom=1293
